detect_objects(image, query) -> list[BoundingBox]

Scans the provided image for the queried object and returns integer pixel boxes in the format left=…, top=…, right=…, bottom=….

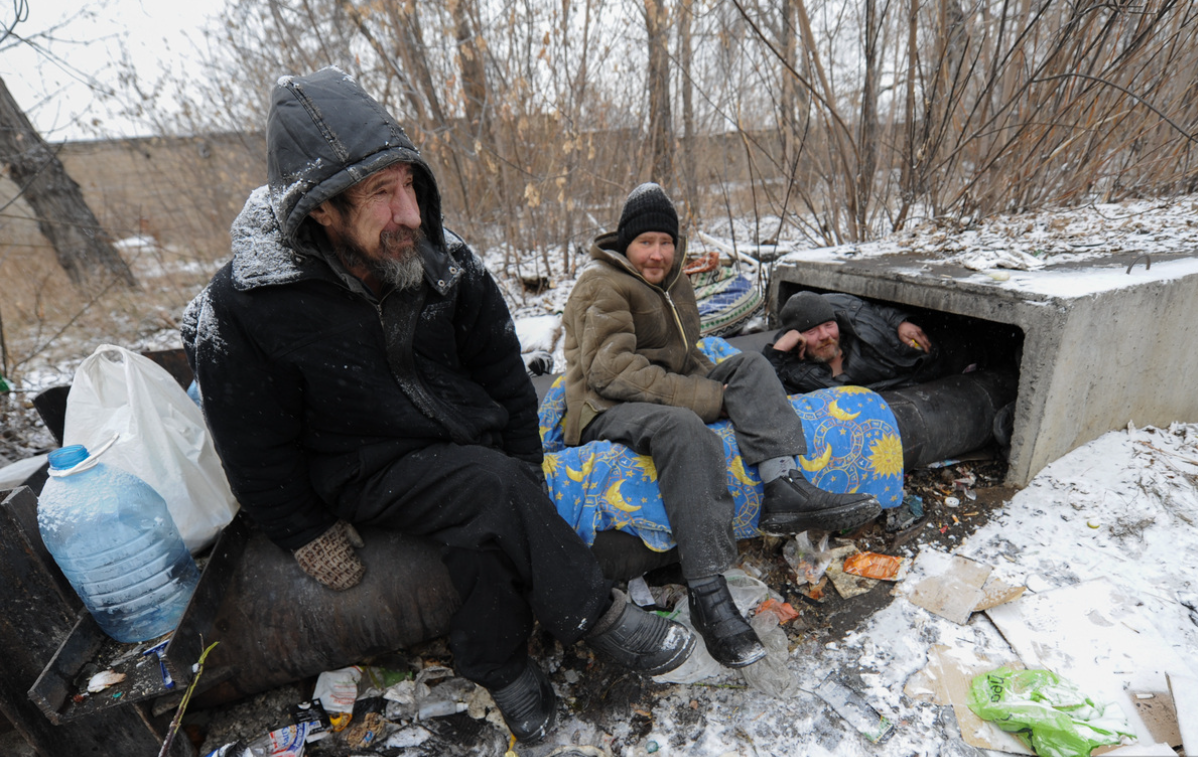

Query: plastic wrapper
left=63, top=345, right=237, bottom=553
left=967, top=666, right=1134, bottom=756
left=313, top=666, right=362, bottom=731
left=783, top=532, right=832, bottom=585
left=843, top=551, right=903, bottom=581
left=653, top=570, right=770, bottom=684
left=755, top=598, right=799, bottom=624
left=739, top=612, right=799, bottom=698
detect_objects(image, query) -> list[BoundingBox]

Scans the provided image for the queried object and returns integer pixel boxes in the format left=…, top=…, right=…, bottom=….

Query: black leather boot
left=489, top=661, right=558, bottom=744
left=687, top=575, right=767, bottom=668
left=758, top=470, right=881, bottom=534
left=585, top=590, right=696, bottom=675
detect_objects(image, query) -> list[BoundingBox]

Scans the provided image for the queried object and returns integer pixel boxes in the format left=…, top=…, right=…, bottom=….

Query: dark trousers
left=345, top=443, right=610, bottom=690
left=581, top=351, right=807, bottom=580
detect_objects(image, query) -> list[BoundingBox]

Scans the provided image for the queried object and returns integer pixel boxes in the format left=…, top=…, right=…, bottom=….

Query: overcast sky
left=1, top=0, right=225, bottom=141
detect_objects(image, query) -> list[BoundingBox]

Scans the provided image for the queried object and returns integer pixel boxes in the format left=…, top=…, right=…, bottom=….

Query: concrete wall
left=769, top=254, right=1198, bottom=486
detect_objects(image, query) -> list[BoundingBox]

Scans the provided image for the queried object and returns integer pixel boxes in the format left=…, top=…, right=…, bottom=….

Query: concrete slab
left=768, top=250, right=1198, bottom=485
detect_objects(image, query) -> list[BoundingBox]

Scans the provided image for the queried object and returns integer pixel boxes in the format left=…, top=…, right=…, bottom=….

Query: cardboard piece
left=985, top=578, right=1195, bottom=747
left=1167, top=671, right=1198, bottom=755
left=974, top=575, right=1027, bottom=612
left=1128, top=692, right=1181, bottom=748
left=905, top=645, right=1034, bottom=754
left=898, top=550, right=993, bottom=624
left=1097, top=744, right=1178, bottom=756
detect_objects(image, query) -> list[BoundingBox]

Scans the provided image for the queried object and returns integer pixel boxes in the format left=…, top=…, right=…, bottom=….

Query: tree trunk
left=780, top=0, right=798, bottom=167
left=450, top=0, right=490, bottom=143
left=680, top=0, right=697, bottom=220
left=856, top=0, right=880, bottom=238
left=644, top=0, right=674, bottom=185
left=0, top=75, right=136, bottom=289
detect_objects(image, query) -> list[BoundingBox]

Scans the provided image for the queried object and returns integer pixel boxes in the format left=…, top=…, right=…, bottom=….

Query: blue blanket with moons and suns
left=539, top=337, right=904, bottom=552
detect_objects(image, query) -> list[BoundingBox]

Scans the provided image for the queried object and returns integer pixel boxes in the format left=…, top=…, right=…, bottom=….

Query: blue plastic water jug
left=37, top=444, right=201, bottom=642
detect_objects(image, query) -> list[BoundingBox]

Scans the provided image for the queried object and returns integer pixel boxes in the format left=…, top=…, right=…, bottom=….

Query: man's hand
left=897, top=321, right=932, bottom=352
left=293, top=521, right=366, bottom=591
left=772, top=329, right=807, bottom=359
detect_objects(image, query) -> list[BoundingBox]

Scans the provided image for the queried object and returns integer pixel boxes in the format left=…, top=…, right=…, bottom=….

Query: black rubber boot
left=758, top=470, right=881, bottom=534
left=687, top=576, right=767, bottom=668
left=489, top=661, right=558, bottom=744
left=585, top=590, right=696, bottom=675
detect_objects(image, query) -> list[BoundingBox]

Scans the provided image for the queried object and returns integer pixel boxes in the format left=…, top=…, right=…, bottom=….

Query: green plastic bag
left=968, top=666, right=1135, bottom=757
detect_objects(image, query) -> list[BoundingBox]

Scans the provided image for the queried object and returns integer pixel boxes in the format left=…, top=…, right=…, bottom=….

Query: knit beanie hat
left=780, top=291, right=837, bottom=333
left=616, top=183, right=679, bottom=254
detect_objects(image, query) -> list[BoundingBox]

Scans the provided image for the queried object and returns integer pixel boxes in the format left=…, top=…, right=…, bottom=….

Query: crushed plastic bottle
left=37, top=442, right=200, bottom=642
left=739, top=611, right=799, bottom=698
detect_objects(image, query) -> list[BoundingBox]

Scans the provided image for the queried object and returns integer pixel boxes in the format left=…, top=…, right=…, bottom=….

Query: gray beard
left=373, top=254, right=425, bottom=290
left=337, top=229, right=426, bottom=291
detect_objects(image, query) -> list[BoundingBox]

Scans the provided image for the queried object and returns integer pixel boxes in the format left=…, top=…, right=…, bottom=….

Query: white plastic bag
left=63, top=344, right=237, bottom=553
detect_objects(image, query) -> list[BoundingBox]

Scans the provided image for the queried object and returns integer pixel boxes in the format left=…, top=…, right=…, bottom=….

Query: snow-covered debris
left=777, top=195, right=1198, bottom=272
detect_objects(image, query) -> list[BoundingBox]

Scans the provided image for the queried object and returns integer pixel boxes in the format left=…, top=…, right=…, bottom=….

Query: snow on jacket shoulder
left=561, top=232, right=721, bottom=446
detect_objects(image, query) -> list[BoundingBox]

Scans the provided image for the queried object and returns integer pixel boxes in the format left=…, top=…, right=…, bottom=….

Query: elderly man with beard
left=183, top=69, right=695, bottom=745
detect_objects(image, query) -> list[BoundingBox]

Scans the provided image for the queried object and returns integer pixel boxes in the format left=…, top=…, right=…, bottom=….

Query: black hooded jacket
left=764, top=293, right=944, bottom=394
left=182, top=69, right=539, bottom=550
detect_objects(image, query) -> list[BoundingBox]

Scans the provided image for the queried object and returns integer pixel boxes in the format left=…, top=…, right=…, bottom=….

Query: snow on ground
left=528, top=423, right=1198, bottom=756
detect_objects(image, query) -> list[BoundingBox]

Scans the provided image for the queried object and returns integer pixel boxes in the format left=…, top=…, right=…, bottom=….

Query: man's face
left=801, top=320, right=841, bottom=363
left=309, top=163, right=425, bottom=287
left=626, top=231, right=675, bottom=286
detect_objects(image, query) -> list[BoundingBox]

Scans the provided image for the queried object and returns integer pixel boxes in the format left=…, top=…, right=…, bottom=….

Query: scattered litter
left=897, top=549, right=995, bottom=624
left=843, top=551, right=904, bottom=581
left=312, top=666, right=362, bottom=731
left=985, top=578, right=1195, bottom=745
left=818, top=544, right=875, bottom=599
left=783, top=531, right=832, bottom=585
left=796, top=576, right=829, bottom=602
left=627, top=575, right=656, bottom=607
left=87, top=670, right=126, bottom=693
left=755, top=597, right=799, bottom=624
left=343, top=711, right=390, bottom=749
left=740, top=611, right=799, bottom=698
left=289, top=700, right=330, bottom=742
left=884, top=495, right=922, bottom=532
left=967, top=666, right=1134, bottom=755
left=905, top=645, right=1032, bottom=754
left=383, top=724, right=432, bottom=748
left=143, top=639, right=175, bottom=690
left=812, top=675, right=894, bottom=743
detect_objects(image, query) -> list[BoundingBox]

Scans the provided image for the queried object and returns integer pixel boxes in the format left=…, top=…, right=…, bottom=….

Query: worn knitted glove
left=293, top=521, right=366, bottom=591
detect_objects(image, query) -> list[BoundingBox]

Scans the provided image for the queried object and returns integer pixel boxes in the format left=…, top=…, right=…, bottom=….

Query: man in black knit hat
left=562, top=183, right=881, bottom=669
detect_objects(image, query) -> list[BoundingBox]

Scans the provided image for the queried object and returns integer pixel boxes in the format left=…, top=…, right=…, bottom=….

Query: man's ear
left=309, top=202, right=335, bottom=227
